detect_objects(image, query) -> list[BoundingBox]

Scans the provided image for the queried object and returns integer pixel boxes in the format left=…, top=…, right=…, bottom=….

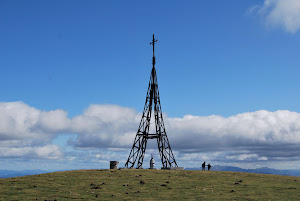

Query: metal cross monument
left=125, top=34, right=178, bottom=169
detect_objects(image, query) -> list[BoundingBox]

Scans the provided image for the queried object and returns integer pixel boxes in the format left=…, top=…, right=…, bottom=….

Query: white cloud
left=33, top=110, right=70, bottom=134
left=249, top=0, right=300, bottom=33
left=226, top=154, right=259, bottom=161
left=69, top=104, right=300, bottom=164
left=1, top=101, right=300, bottom=165
left=70, top=104, right=140, bottom=148
left=0, top=102, right=67, bottom=159
left=258, top=156, right=268, bottom=161
left=0, top=145, right=62, bottom=159
left=167, top=110, right=300, bottom=150
left=0, top=102, right=70, bottom=145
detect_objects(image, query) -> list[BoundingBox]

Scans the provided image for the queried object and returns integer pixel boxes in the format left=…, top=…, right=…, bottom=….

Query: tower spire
left=150, top=34, right=158, bottom=68
left=125, top=35, right=178, bottom=169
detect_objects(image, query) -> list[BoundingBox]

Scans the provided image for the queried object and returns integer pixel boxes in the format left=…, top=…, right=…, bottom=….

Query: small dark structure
left=110, top=161, right=119, bottom=169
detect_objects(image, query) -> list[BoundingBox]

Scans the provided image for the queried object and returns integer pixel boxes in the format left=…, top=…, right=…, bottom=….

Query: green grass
left=0, top=169, right=299, bottom=200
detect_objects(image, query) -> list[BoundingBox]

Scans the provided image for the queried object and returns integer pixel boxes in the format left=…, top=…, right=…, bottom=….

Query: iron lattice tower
left=125, top=34, right=178, bottom=169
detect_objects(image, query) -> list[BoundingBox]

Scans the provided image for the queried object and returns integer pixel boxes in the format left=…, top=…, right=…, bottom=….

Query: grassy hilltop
left=0, top=169, right=299, bottom=200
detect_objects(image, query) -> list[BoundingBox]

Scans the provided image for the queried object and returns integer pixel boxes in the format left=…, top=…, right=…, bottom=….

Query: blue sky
left=1, top=0, right=300, bottom=171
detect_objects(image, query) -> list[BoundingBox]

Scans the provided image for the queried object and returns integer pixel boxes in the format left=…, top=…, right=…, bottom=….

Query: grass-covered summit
left=1, top=169, right=299, bottom=200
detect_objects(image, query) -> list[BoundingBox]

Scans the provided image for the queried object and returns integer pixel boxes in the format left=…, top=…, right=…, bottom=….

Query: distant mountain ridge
left=2, top=165, right=300, bottom=178
left=186, top=165, right=300, bottom=177
left=0, top=169, right=50, bottom=178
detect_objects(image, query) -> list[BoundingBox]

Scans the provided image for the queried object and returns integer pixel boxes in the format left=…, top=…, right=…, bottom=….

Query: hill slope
left=0, top=169, right=299, bottom=200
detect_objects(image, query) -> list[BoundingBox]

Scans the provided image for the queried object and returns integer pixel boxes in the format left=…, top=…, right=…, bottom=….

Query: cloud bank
left=1, top=101, right=300, bottom=166
left=0, top=102, right=66, bottom=159
left=249, top=0, right=300, bottom=34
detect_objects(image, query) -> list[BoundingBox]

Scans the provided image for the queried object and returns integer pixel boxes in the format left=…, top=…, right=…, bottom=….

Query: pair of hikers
left=202, top=161, right=211, bottom=171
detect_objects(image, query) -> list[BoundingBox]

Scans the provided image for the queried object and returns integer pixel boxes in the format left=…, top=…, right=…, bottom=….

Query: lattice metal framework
left=125, top=34, right=178, bottom=169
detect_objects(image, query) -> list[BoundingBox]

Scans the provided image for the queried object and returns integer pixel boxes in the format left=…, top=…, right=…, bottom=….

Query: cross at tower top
left=150, top=34, right=158, bottom=67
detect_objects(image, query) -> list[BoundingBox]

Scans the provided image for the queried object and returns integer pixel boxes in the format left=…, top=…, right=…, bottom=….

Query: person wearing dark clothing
left=202, top=161, right=206, bottom=170
left=207, top=163, right=211, bottom=171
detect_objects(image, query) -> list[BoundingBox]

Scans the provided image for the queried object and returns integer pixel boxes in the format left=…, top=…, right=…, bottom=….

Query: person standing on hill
left=150, top=154, right=155, bottom=169
left=207, top=163, right=212, bottom=171
left=202, top=161, right=206, bottom=170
